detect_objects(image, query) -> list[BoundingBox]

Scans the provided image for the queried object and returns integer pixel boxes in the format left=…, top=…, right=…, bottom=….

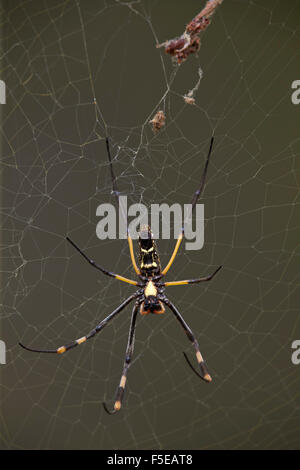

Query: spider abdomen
left=139, top=225, right=161, bottom=275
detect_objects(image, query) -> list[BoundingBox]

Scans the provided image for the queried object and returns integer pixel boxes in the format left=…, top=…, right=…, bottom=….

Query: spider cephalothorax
left=20, top=136, right=222, bottom=414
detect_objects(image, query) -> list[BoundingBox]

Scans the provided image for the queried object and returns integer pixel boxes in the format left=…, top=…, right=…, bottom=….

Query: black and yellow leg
left=161, top=137, right=215, bottom=277
left=161, top=233, right=183, bottom=275
left=189, top=136, right=214, bottom=211
left=105, top=137, right=141, bottom=277
left=128, top=234, right=140, bottom=275
left=66, top=236, right=138, bottom=286
left=163, top=265, right=222, bottom=287
left=103, top=302, right=139, bottom=414
left=19, top=293, right=138, bottom=354
left=162, top=298, right=212, bottom=382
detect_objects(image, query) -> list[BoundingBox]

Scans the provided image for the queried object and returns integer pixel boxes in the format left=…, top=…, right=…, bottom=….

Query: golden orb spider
left=20, top=136, right=222, bottom=414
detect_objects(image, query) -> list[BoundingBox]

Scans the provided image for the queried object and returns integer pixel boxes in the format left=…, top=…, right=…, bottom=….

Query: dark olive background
left=0, top=0, right=300, bottom=450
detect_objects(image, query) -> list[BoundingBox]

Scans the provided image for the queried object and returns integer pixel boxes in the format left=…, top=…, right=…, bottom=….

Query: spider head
left=140, top=296, right=165, bottom=315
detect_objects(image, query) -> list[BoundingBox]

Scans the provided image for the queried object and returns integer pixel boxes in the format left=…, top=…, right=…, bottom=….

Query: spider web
left=1, top=0, right=300, bottom=450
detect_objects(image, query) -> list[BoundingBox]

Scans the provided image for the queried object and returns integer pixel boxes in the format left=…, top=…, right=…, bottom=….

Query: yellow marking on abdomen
left=141, top=262, right=157, bottom=269
left=141, top=247, right=154, bottom=253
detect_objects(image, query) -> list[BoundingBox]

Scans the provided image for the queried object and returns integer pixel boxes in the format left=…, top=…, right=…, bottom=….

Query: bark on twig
left=157, top=0, right=224, bottom=64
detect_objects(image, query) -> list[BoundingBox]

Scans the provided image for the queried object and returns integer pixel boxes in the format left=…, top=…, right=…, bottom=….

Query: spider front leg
left=161, top=297, right=212, bottom=382
left=19, top=293, right=139, bottom=354
left=103, top=300, right=140, bottom=414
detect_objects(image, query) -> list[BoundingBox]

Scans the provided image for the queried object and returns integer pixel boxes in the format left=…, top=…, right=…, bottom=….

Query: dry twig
left=157, top=0, right=224, bottom=64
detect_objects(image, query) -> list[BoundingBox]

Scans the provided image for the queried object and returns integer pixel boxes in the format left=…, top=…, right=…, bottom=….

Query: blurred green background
left=0, top=0, right=299, bottom=449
